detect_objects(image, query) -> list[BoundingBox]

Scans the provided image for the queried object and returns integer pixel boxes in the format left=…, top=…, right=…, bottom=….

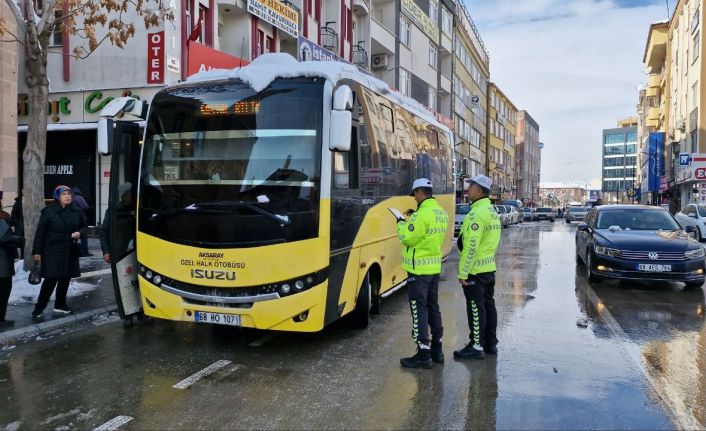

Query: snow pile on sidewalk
left=9, top=260, right=100, bottom=304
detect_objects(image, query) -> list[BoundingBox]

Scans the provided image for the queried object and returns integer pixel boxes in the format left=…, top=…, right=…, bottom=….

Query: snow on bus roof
left=186, top=53, right=450, bottom=135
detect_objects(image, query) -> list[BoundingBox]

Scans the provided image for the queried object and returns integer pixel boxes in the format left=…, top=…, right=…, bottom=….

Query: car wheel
left=566, top=219, right=571, bottom=224
left=550, top=218, right=555, bottom=223
left=585, top=251, right=600, bottom=283
left=576, top=246, right=584, bottom=265
left=684, top=281, right=704, bottom=290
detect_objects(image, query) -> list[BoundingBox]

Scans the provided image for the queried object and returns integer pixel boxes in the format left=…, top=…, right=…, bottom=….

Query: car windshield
left=495, top=206, right=507, bottom=213
left=596, top=209, right=681, bottom=230
left=699, top=206, right=706, bottom=217
left=456, top=205, right=470, bottom=215
left=536, top=208, right=552, bottom=213
left=570, top=207, right=589, bottom=212
left=523, top=208, right=531, bottom=212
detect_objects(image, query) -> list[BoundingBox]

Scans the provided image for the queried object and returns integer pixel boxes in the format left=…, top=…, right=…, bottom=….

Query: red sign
left=695, top=168, right=706, bottom=179
left=187, top=41, right=248, bottom=76
left=147, top=31, right=165, bottom=84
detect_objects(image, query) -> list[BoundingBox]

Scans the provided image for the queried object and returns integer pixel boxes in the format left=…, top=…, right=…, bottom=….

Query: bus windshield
left=139, top=78, right=324, bottom=247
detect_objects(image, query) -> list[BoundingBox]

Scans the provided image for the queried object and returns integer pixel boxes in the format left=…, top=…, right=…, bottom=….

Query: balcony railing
left=321, top=22, right=338, bottom=53
left=353, top=42, right=368, bottom=69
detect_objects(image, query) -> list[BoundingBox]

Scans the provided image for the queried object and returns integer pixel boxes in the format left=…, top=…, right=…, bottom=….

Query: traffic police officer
left=396, top=178, right=449, bottom=368
left=454, top=174, right=502, bottom=360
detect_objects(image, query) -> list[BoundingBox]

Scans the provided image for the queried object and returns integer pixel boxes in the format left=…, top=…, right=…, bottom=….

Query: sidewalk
left=0, top=237, right=118, bottom=344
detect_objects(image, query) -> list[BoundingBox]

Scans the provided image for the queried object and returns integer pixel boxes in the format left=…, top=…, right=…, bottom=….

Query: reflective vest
left=458, top=197, right=501, bottom=279
left=397, top=198, right=449, bottom=275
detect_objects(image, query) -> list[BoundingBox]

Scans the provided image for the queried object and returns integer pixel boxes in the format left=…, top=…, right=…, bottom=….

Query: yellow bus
left=99, top=54, right=454, bottom=332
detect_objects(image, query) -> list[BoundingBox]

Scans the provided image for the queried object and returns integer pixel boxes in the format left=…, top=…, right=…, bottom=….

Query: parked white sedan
left=675, top=204, right=706, bottom=241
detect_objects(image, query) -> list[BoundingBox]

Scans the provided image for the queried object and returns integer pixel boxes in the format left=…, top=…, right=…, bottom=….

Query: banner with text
left=247, top=0, right=299, bottom=38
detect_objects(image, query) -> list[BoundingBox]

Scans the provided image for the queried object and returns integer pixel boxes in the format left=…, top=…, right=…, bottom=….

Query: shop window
left=258, top=30, right=265, bottom=55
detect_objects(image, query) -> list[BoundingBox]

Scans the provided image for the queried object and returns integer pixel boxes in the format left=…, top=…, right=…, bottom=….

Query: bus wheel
left=349, top=272, right=372, bottom=329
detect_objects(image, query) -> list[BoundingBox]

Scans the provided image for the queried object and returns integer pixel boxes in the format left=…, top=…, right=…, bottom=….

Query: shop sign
left=676, top=153, right=706, bottom=183
left=401, top=0, right=440, bottom=45
left=147, top=31, right=165, bottom=84
left=17, top=88, right=160, bottom=125
left=247, top=0, right=299, bottom=38
left=647, top=132, right=664, bottom=192
left=297, top=36, right=346, bottom=63
left=188, top=41, right=248, bottom=76
left=468, top=144, right=482, bottom=162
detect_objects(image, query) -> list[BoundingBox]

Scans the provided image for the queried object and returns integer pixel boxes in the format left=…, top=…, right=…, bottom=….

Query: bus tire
left=349, top=272, right=372, bottom=329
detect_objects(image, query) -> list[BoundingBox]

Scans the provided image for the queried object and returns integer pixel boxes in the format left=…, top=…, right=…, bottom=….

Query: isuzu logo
left=648, top=252, right=659, bottom=260
left=190, top=269, right=236, bottom=281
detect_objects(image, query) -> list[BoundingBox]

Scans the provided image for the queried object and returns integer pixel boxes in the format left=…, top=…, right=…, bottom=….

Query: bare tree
left=1, top=0, right=172, bottom=269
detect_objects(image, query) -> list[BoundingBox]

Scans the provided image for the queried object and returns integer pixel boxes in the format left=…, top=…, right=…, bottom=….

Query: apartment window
left=428, top=87, right=437, bottom=111
left=49, top=11, right=63, bottom=46
left=428, top=44, right=438, bottom=69
left=694, top=81, right=699, bottom=106
left=692, top=130, right=699, bottom=151
left=400, top=18, right=411, bottom=47
left=693, top=31, right=700, bottom=63
left=257, top=30, right=265, bottom=56
left=429, top=0, right=438, bottom=22
left=399, top=68, right=410, bottom=96
left=441, top=7, right=452, bottom=35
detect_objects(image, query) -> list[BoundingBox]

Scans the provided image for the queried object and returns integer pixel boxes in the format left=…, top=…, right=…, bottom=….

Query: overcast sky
left=465, top=0, right=670, bottom=185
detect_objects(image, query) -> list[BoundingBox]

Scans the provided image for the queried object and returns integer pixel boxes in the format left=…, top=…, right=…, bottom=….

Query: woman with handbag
left=0, top=217, right=21, bottom=327
left=31, top=185, right=86, bottom=318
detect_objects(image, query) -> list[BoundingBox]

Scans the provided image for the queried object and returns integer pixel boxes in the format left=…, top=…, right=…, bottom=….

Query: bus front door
left=106, top=121, right=142, bottom=318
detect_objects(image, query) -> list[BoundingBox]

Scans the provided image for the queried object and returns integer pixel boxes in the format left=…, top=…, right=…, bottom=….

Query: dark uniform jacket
left=32, top=203, right=86, bottom=279
left=99, top=203, right=136, bottom=259
left=0, top=219, right=17, bottom=278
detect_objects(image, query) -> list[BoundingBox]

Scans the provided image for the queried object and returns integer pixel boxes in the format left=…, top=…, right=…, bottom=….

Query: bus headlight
left=281, top=284, right=291, bottom=294
left=294, top=280, right=305, bottom=291
left=145, top=270, right=154, bottom=280
left=152, top=275, right=162, bottom=286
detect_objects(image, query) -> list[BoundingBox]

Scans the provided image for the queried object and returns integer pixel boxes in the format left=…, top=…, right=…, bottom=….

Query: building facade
left=9, top=0, right=537, bottom=221
left=668, top=0, right=706, bottom=207
left=638, top=21, right=669, bottom=206
left=452, top=2, right=489, bottom=201
left=487, top=82, right=518, bottom=202
left=602, top=123, right=638, bottom=204
left=0, top=3, right=18, bottom=208
left=515, top=110, right=540, bottom=206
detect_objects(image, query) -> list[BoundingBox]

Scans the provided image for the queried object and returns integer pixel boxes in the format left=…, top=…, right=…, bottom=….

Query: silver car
left=675, top=204, right=706, bottom=241
left=455, top=204, right=470, bottom=237
left=566, top=206, right=590, bottom=223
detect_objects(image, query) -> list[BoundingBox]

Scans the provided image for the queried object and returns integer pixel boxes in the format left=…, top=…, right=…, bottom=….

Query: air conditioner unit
left=371, top=54, right=389, bottom=69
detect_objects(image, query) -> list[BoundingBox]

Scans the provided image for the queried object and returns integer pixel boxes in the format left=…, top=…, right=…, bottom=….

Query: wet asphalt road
left=0, top=222, right=704, bottom=430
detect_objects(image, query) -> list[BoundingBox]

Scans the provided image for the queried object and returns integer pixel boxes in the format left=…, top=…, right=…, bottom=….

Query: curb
left=0, top=305, right=118, bottom=346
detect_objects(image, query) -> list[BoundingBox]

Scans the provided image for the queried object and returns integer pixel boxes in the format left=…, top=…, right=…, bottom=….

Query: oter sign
left=696, top=167, right=706, bottom=179
left=147, top=31, right=165, bottom=84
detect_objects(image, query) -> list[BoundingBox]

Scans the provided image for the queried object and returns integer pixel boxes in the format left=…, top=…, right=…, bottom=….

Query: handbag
left=69, top=239, right=81, bottom=258
left=28, top=261, right=42, bottom=285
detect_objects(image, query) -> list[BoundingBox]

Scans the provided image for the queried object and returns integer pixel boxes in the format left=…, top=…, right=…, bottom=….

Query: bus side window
left=332, top=92, right=361, bottom=190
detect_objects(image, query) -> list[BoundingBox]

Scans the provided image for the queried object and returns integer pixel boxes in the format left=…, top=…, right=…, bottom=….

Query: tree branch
left=0, top=27, right=26, bottom=46
left=36, top=0, right=59, bottom=35
left=3, top=0, right=27, bottom=35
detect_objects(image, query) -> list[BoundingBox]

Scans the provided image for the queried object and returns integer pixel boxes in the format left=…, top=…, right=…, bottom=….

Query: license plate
left=636, top=264, right=672, bottom=272
left=194, top=311, right=241, bottom=326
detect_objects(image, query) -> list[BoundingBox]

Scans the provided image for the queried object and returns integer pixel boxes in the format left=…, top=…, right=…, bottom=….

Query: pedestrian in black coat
left=31, top=185, right=87, bottom=318
left=10, top=195, right=23, bottom=256
left=71, top=186, right=92, bottom=257
left=0, top=218, right=19, bottom=327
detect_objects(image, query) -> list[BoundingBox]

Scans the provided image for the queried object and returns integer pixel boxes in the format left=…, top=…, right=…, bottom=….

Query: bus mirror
left=333, top=85, right=353, bottom=111
left=97, top=119, right=114, bottom=155
left=329, top=110, right=352, bottom=152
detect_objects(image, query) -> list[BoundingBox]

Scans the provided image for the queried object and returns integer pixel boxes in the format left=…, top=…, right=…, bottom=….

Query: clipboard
left=388, top=207, right=404, bottom=221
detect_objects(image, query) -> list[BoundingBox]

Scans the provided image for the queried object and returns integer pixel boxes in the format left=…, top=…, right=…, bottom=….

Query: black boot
left=400, top=347, right=433, bottom=369
left=453, top=342, right=485, bottom=360
left=431, top=341, right=444, bottom=364
left=484, top=345, right=498, bottom=355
